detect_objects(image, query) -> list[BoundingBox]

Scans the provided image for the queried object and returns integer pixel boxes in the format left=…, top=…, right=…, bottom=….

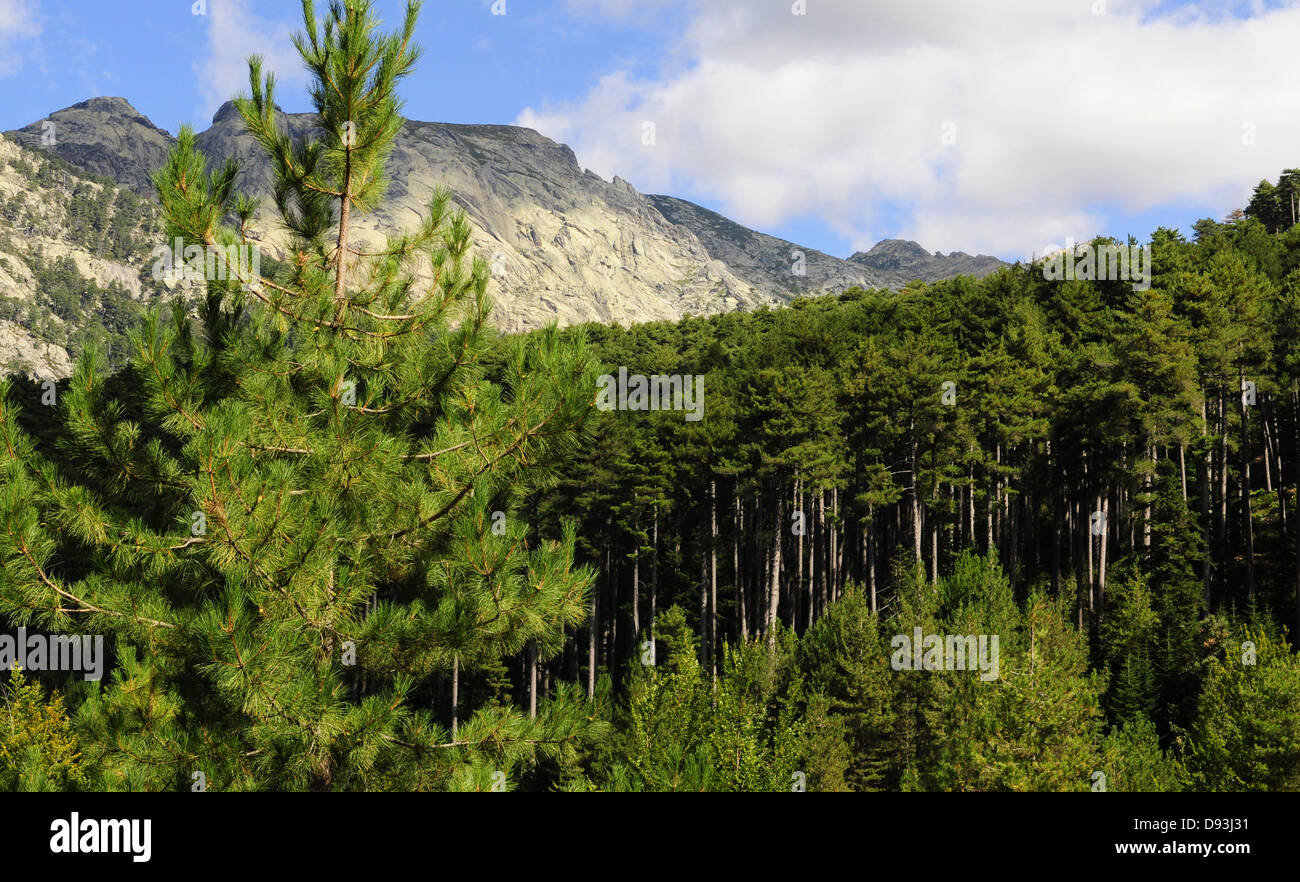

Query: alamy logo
left=149, top=237, right=260, bottom=284
left=49, top=813, right=151, bottom=863
left=890, top=627, right=999, bottom=681
left=1039, top=238, right=1151, bottom=291
left=0, top=627, right=104, bottom=680
left=596, top=367, right=704, bottom=421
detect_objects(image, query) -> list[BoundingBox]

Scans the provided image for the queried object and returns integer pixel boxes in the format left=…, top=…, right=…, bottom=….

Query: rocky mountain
left=645, top=194, right=886, bottom=296
left=848, top=239, right=1005, bottom=288
left=3, top=96, right=1007, bottom=375
left=7, top=97, right=177, bottom=198
left=0, top=131, right=175, bottom=378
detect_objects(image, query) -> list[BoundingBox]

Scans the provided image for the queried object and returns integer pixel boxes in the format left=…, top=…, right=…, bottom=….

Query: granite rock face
left=4, top=96, right=1006, bottom=345
left=6, top=97, right=176, bottom=197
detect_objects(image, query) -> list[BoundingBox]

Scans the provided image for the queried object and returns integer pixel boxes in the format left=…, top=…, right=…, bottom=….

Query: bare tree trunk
left=631, top=539, right=640, bottom=642
left=451, top=654, right=460, bottom=739
left=1219, top=388, right=1228, bottom=591
left=968, top=464, right=976, bottom=549
left=930, top=481, right=940, bottom=585
left=588, top=562, right=598, bottom=698
left=1201, top=399, right=1213, bottom=607
left=527, top=639, right=537, bottom=719
left=1144, top=443, right=1155, bottom=549
left=1087, top=495, right=1095, bottom=618
left=651, top=506, right=659, bottom=663
left=793, top=479, right=802, bottom=630
left=911, top=429, right=922, bottom=566
left=1179, top=443, right=1188, bottom=502
left=1262, top=394, right=1275, bottom=493
left=1293, top=383, right=1300, bottom=635
left=1241, top=367, right=1255, bottom=603
left=867, top=502, right=877, bottom=612
left=1098, top=494, right=1109, bottom=621
left=987, top=469, right=995, bottom=556
left=767, top=490, right=784, bottom=646
left=710, top=480, right=718, bottom=681
left=810, top=490, right=820, bottom=619
left=700, top=526, right=709, bottom=669
left=832, top=486, right=842, bottom=603
left=734, top=490, right=747, bottom=642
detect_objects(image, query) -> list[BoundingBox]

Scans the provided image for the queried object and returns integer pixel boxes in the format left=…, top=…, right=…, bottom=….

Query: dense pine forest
left=1, top=0, right=1298, bottom=793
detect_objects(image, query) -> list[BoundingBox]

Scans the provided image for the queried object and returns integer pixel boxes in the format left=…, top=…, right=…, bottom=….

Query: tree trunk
left=1179, top=443, right=1188, bottom=502
left=767, top=490, right=784, bottom=646
left=451, top=654, right=460, bottom=739
left=631, top=538, right=640, bottom=643
left=588, top=554, right=598, bottom=698
left=1201, top=399, right=1213, bottom=608
left=911, top=427, right=923, bottom=566
left=1098, top=494, right=1109, bottom=621
left=734, top=490, right=747, bottom=642
left=830, top=486, right=841, bottom=601
left=793, top=479, right=803, bottom=630
left=930, top=481, right=940, bottom=585
left=1293, top=383, right=1300, bottom=635
left=867, top=502, right=877, bottom=612
left=1241, top=367, right=1255, bottom=603
left=651, top=506, right=659, bottom=664
left=527, top=639, right=537, bottom=720
left=710, top=480, right=718, bottom=681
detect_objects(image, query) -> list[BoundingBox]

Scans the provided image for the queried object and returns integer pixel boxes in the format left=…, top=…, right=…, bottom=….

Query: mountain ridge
left=3, top=96, right=1007, bottom=343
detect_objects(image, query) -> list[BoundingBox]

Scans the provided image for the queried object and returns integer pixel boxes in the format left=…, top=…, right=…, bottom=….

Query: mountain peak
left=69, top=96, right=143, bottom=114
left=848, top=238, right=1006, bottom=285
left=857, top=239, right=932, bottom=260
left=211, top=99, right=284, bottom=125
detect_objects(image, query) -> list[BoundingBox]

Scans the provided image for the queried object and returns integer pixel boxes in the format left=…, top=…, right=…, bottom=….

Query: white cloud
left=519, top=0, right=1300, bottom=258
left=192, top=0, right=307, bottom=124
left=0, top=0, right=42, bottom=78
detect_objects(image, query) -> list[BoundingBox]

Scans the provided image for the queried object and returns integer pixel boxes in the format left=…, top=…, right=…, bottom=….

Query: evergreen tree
left=0, top=0, right=602, bottom=791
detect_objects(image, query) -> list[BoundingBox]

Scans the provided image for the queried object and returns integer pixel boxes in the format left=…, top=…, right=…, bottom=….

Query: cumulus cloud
left=519, top=0, right=1300, bottom=258
left=0, top=0, right=42, bottom=78
left=192, top=0, right=308, bottom=124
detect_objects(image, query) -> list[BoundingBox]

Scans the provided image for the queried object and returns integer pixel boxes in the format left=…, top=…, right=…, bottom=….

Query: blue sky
left=2, top=0, right=1299, bottom=262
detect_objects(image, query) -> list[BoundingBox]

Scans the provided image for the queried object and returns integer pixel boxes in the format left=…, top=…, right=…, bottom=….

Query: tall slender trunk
left=1201, top=399, right=1212, bottom=608
left=930, top=481, right=940, bottom=585
left=1241, top=367, right=1255, bottom=603
left=793, top=479, right=803, bottom=630
left=1262, top=394, right=1275, bottom=493
left=1098, top=494, right=1109, bottom=621
left=709, top=480, right=718, bottom=681
left=1144, top=443, right=1155, bottom=549
left=527, top=639, right=537, bottom=719
left=830, top=486, right=841, bottom=602
left=867, top=502, right=877, bottom=611
left=451, top=654, right=460, bottom=739
left=811, top=491, right=821, bottom=619
left=700, top=526, right=709, bottom=669
left=1293, top=383, right=1300, bottom=635
left=734, top=490, right=746, bottom=642
left=911, top=427, right=922, bottom=566
left=588, top=552, right=598, bottom=698
left=1218, top=388, right=1229, bottom=593
left=651, top=506, right=659, bottom=664
left=767, top=490, right=784, bottom=646
left=1179, top=443, right=1188, bottom=502
left=631, top=538, right=640, bottom=642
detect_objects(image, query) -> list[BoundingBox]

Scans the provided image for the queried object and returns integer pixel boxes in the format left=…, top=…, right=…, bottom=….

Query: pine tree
left=0, top=0, right=603, bottom=791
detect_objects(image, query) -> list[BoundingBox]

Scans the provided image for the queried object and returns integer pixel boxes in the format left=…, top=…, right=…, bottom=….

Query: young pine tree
left=0, top=0, right=603, bottom=791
